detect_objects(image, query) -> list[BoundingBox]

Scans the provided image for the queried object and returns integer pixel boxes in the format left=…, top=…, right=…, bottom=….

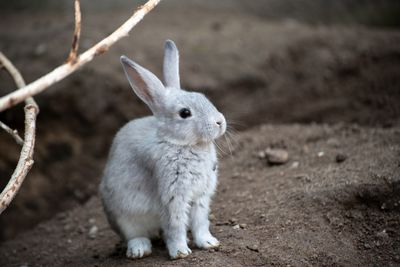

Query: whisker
left=226, top=127, right=239, bottom=136
left=226, top=119, right=246, bottom=128
left=226, top=125, right=240, bottom=134
left=225, top=130, right=239, bottom=146
left=226, top=118, right=243, bottom=123
left=212, top=140, right=226, bottom=156
left=226, top=131, right=238, bottom=145
left=224, top=134, right=233, bottom=155
left=227, top=132, right=240, bottom=151
left=215, top=138, right=231, bottom=156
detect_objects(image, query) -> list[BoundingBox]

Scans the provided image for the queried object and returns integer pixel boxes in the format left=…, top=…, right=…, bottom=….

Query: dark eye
left=179, top=108, right=192, bottom=119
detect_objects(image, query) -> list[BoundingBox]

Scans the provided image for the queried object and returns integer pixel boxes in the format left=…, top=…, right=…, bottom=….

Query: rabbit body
left=100, top=116, right=218, bottom=258
left=99, top=40, right=225, bottom=259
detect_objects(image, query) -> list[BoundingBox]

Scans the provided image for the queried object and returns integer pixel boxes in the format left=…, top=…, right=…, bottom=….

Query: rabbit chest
left=155, top=142, right=218, bottom=202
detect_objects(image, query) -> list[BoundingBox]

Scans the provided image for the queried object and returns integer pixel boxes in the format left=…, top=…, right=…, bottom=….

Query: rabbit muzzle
left=211, top=112, right=227, bottom=139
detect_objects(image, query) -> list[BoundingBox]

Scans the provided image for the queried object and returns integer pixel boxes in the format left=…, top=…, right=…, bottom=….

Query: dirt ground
left=0, top=0, right=400, bottom=266
left=1, top=124, right=400, bottom=266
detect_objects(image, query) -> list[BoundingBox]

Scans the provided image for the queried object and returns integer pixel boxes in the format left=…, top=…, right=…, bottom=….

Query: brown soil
left=0, top=1, right=400, bottom=266
left=1, top=124, right=400, bottom=266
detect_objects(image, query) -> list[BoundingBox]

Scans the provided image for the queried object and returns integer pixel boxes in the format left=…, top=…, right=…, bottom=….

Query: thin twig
left=0, top=53, right=39, bottom=215
left=0, top=52, right=38, bottom=146
left=0, top=52, right=38, bottom=110
left=67, top=0, right=81, bottom=63
left=0, top=105, right=37, bottom=214
left=0, top=121, right=24, bottom=146
left=0, top=0, right=162, bottom=112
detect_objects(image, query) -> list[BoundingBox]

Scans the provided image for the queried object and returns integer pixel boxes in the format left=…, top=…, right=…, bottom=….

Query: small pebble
left=209, top=214, right=216, bottom=221
left=265, top=148, right=289, bottom=165
left=246, top=245, right=259, bottom=252
left=335, top=153, right=347, bottom=163
left=229, top=218, right=238, bottom=224
left=239, top=223, right=247, bottom=229
left=232, top=224, right=240, bottom=230
left=257, top=151, right=266, bottom=159
left=290, top=161, right=299, bottom=168
left=88, top=225, right=98, bottom=239
left=317, top=151, right=324, bottom=157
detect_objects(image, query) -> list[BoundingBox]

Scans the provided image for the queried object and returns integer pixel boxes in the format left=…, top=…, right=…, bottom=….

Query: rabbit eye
left=179, top=108, right=192, bottom=119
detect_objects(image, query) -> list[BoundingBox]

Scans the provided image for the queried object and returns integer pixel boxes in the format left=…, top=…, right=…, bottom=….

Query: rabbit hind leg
left=117, top=214, right=160, bottom=259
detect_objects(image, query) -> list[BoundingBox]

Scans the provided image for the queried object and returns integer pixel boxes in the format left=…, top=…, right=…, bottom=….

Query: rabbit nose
left=215, top=113, right=225, bottom=128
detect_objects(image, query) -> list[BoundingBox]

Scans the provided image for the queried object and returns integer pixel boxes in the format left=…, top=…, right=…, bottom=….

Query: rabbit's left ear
left=163, top=39, right=180, bottom=89
left=120, top=55, right=167, bottom=115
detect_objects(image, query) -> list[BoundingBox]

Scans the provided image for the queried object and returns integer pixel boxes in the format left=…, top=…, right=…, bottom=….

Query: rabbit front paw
left=126, top=238, right=152, bottom=259
left=168, top=241, right=192, bottom=260
left=194, top=233, right=220, bottom=249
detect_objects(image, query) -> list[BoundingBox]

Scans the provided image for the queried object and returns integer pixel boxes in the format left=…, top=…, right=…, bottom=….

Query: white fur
left=99, top=40, right=225, bottom=260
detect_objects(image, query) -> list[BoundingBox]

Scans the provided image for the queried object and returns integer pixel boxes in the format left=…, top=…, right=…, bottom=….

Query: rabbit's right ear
left=163, top=39, right=180, bottom=89
left=121, top=56, right=166, bottom=114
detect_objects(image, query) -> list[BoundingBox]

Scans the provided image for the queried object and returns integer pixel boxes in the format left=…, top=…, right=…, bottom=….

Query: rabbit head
left=120, top=40, right=226, bottom=146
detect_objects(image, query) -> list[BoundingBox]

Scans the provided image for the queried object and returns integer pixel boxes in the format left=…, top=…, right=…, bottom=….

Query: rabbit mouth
left=210, top=125, right=226, bottom=141
left=216, top=128, right=226, bottom=140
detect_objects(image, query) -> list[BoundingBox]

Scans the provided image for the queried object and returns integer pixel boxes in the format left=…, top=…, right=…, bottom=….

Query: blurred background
left=0, top=0, right=399, bottom=241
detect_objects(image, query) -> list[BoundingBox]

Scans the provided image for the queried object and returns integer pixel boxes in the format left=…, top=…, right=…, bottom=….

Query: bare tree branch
left=0, top=0, right=162, bottom=112
left=67, top=0, right=81, bottom=64
left=0, top=53, right=39, bottom=215
left=0, top=121, right=24, bottom=146
left=0, top=0, right=162, bottom=214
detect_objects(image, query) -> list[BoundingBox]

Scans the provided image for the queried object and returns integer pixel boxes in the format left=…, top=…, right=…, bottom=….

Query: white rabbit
left=99, top=40, right=226, bottom=260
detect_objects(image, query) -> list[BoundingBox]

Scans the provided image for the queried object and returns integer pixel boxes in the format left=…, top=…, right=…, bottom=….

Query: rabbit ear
left=121, top=55, right=166, bottom=114
left=163, top=39, right=180, bottom=88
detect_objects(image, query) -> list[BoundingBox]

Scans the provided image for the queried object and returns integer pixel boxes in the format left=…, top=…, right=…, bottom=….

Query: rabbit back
left=100, top=116, right=161, bottom=224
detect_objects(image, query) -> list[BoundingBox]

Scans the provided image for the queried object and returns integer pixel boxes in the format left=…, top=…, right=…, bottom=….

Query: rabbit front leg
left=190, top=194, right=220, bottom=249
left=161, top=194, right=192, bottom=259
